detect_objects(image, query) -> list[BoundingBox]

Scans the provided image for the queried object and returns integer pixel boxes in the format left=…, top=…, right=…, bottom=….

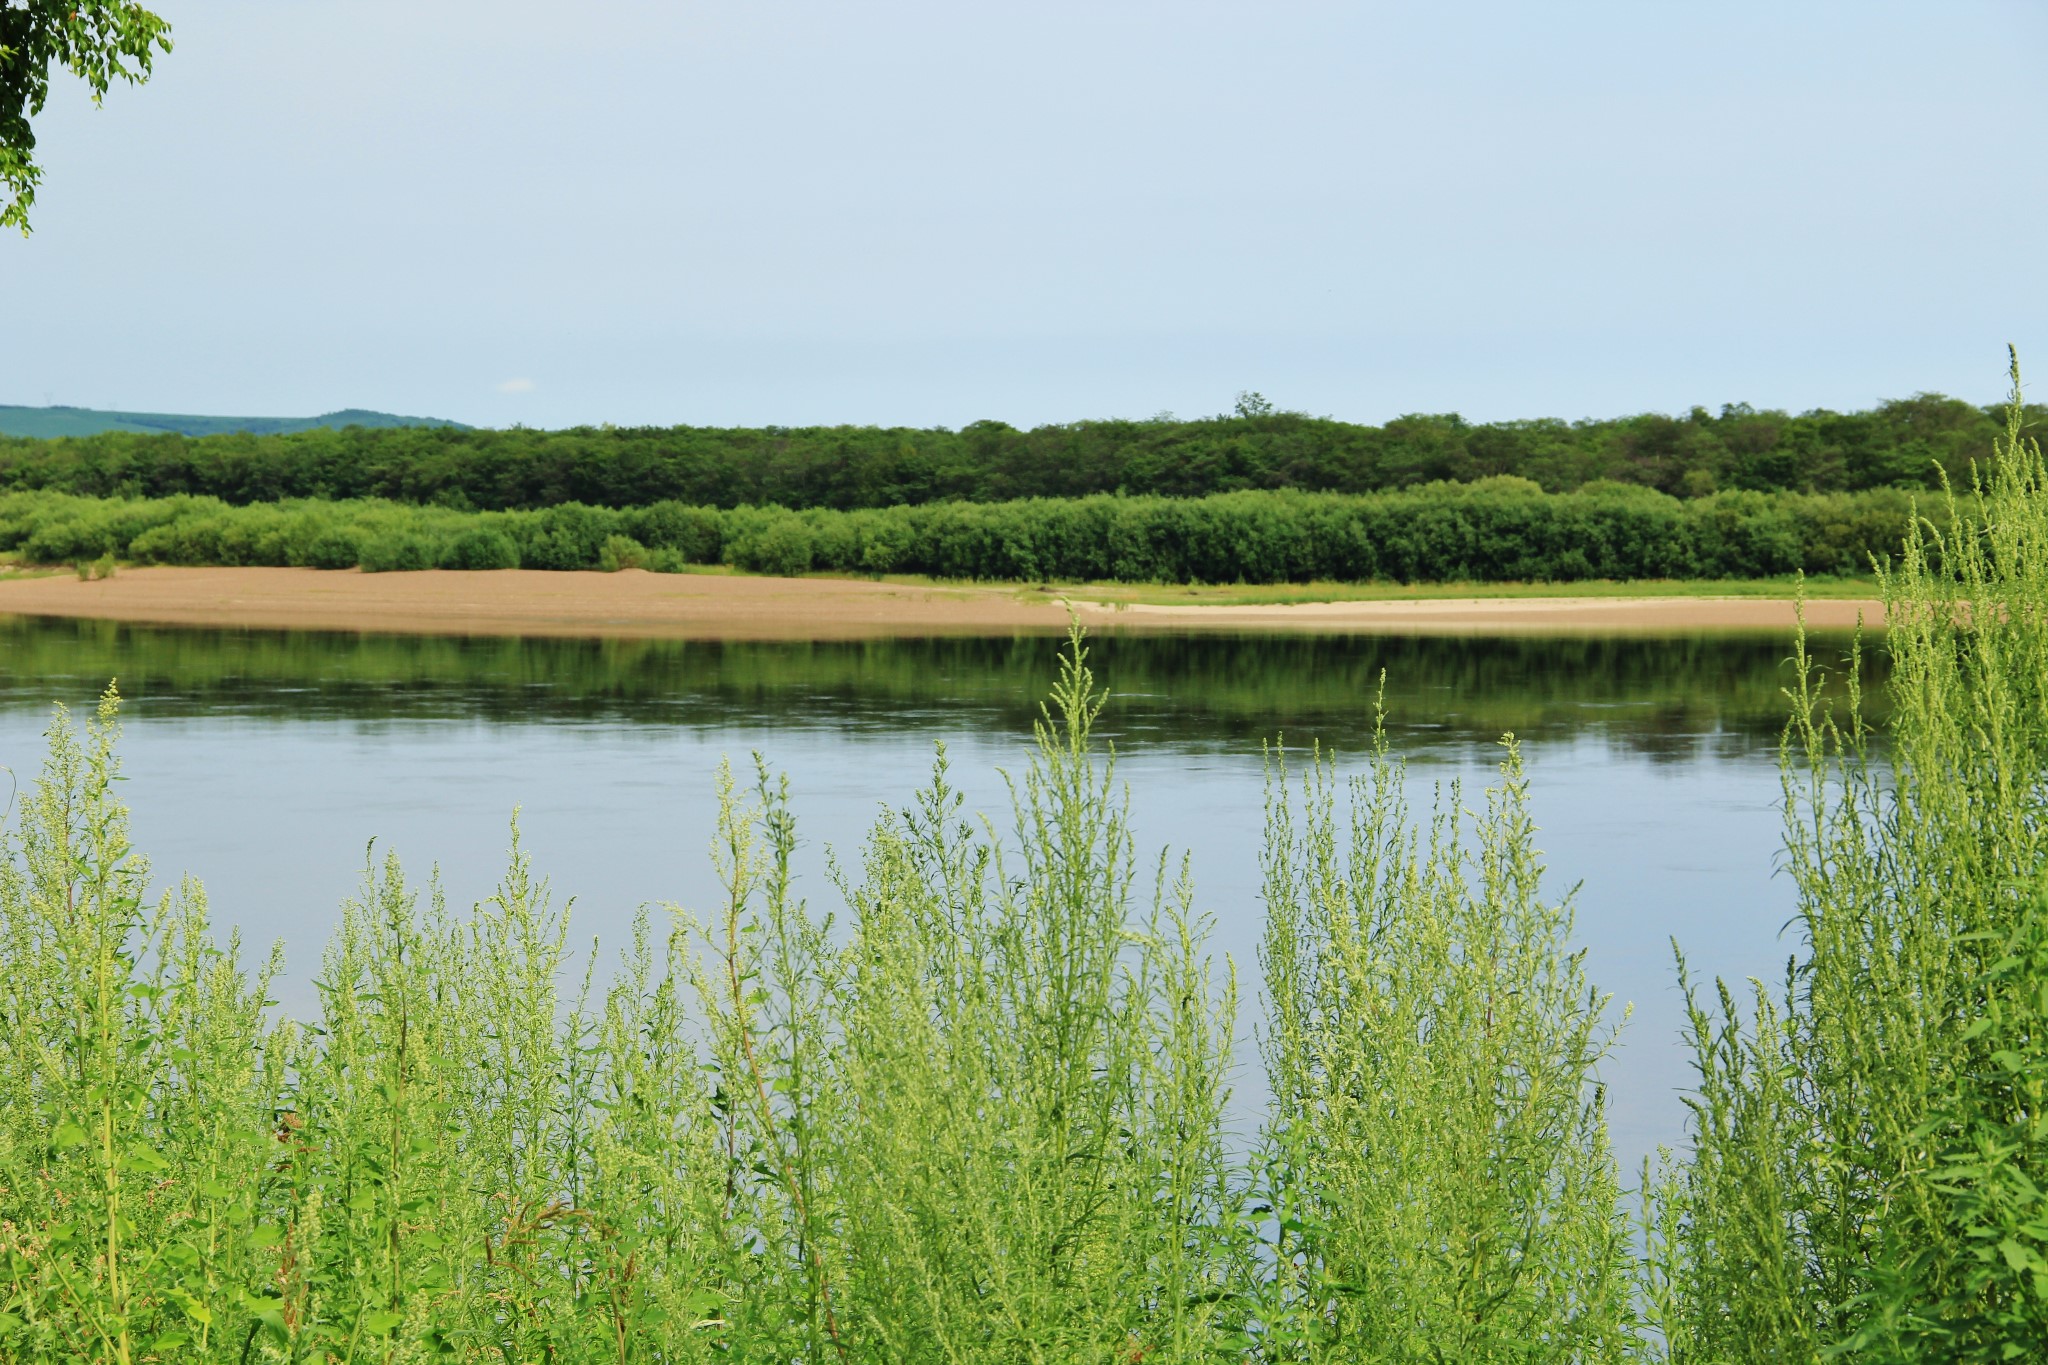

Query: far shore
left=0, top=565, right=1886, bottom=640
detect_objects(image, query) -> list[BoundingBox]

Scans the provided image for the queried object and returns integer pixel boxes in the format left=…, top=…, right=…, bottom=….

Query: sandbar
left=0, top=566, right=1884, bottom=639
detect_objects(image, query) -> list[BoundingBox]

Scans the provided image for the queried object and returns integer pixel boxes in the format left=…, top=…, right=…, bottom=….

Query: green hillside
left=0, top=404, right=466, bottom=439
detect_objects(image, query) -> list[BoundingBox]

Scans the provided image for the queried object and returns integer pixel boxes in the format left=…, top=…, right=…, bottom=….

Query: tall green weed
left=1648, top=351, right=2048, bottom=1361
left=0, top=633, right=1258, bottom=1363
left=1257, top=731, right=1632, bottom=1361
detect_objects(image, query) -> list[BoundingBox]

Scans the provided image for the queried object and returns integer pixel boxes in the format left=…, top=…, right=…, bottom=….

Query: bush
left=620, top=501, right=722, bottom=561
left=596, top=533, right=647, bottom=572
left=439, top=525, right=519, bottom=570
left=514, top=503, right=617, bottom=571
left=725, top=508, right=815, bottom=576
left=24, top=520, right=116, bottom=562
left=297, top=527, right=363, bottom=569
left=358, top=532, right=434, bottom=573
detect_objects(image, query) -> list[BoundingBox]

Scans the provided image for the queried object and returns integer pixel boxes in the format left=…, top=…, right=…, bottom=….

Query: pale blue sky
left=7, top=1, right=2045, bottom=429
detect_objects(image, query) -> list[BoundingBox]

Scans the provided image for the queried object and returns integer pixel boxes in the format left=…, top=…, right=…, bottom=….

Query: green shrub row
left=0, top=390, right=2023, bottom=511
left=0, top=479, right=1934, bottom=582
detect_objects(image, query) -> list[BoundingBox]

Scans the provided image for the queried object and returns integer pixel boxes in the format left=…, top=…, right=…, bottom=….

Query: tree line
left=1, top=480, right=1930, bottom=583
left=0, top=391, right=2028, bottom=511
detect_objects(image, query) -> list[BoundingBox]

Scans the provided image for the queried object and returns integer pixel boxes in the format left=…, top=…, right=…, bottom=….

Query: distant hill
left=0, top=405, right=469, bottom=439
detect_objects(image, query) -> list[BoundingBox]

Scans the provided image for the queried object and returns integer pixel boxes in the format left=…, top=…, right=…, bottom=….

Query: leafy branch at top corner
left=0, top=1, right=173, bottom=235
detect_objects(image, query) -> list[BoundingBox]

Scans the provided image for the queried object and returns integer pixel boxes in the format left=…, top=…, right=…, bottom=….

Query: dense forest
left=1, top=482, right=1932, bottom=583
left=0, top=391, right=2030, bottom=512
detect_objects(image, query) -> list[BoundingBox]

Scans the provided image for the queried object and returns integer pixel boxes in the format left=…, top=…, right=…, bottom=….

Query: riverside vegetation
left=0, top=387, right=2011, bottom=586
left=4, top=369, right=2048, bottom=1363
left=0, top=482, right=1932, bottom=584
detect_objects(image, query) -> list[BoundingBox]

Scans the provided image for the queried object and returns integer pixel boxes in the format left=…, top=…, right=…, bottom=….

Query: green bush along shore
left=4, top=370, right=2048, bottom=1360
left=0, top=480, right=1935, bottom=583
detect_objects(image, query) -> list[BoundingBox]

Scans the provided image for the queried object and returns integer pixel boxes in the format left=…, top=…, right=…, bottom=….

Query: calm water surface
left=0, top=616, right=1883, bottom=1171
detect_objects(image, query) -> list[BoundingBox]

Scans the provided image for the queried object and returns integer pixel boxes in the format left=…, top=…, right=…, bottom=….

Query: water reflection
left=0, top=615, right=1884, bottom=759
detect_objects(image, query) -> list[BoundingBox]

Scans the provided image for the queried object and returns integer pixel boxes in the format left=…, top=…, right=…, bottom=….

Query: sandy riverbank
left=0, top=566, right=1885, bottom=638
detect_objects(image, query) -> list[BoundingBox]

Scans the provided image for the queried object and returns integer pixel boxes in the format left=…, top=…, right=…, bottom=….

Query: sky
left=6, top=0, right=2046, bottom=430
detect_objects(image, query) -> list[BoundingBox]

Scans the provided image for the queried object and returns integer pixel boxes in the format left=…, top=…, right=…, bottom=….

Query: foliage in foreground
left=1645, top=354, right=2048, bottom=1362
left=0, top=479, right=1934, bottom=584
left=0, top=632, right=1626, bottom=1363
left=1259, top=738, right=1632, bottom=1358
